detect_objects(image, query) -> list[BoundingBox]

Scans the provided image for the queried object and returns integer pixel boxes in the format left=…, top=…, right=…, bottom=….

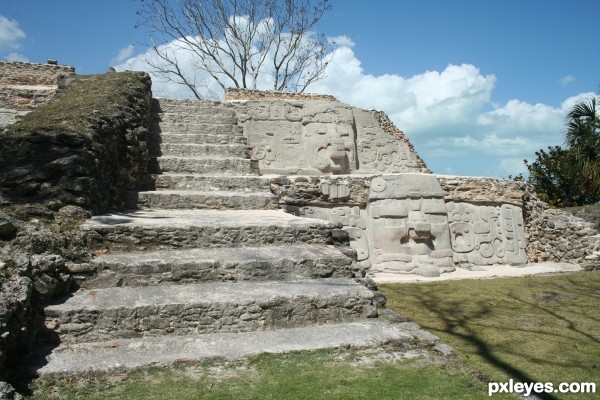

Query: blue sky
left=1, top=1, right=599, bottom=178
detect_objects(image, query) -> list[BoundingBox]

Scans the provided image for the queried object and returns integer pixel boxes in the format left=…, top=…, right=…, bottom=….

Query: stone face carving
left=241, top=102, right=357, bottom=175
left=236, top=99, right=532, bottom=276
left=366, top=174, right=454, bottom=277
left=283, top=174, right=530, bottom=277
left=239, top=101, right=425, bottom=175
left=447, top=202, right=527, bottom=267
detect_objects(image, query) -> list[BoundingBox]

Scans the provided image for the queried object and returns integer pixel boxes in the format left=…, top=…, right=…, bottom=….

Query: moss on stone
left=7, top=71, right=150, bottom=136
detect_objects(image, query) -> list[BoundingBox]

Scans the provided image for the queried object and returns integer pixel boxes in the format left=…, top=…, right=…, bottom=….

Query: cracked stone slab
left=33, top=320, right=441, bottom=376
left=135, top=190, right=277, bottom=210
left=152, top=174, right=271, bottom=191
left=81, top=209, right=342, bottom=251
left=82, top=243, right=354, bottom=287
left=45, top=278, right=376, bottom=342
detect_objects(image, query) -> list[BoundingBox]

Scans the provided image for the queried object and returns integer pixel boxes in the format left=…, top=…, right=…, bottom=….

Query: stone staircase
left=137, top=99, right=277, bottom=210
left=32, top=99, right=448, bottom=376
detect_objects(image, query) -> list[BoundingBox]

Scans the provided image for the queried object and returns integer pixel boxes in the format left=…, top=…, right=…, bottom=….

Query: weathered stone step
left=156, top=106, right=235, bottom=115
left=134, top=190, right=277, bottom=210
left=149, top=143, right=248, bottom=158
left=150, top=156, right=253, bottom=175
left=154, top=100, right=235, bottom=112
left=155, top=121, right=241, bottom=133
left=82, top=209, right=341, bottom=251
left=45, top=279, right=377, bottom=343
left=157, top=113, right=237, bottom=125
left=153, top=174, right=271, bottom=192
left=77, top=243, right=354, bottom=288
left=34, top=320, right=442, bottom=376
left=152, top=133, right=246, bottom=145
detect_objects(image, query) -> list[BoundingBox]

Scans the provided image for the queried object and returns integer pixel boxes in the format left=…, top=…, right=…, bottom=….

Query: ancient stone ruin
left=0, top=66, right=597, bottom=388
left=227, top=93, right=533, bottom=277
left=0, top=61, right=75, bottom=129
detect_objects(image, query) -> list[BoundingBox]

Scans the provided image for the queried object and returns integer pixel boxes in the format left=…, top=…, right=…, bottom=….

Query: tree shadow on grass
left=382, top=276, right=600, bottom=400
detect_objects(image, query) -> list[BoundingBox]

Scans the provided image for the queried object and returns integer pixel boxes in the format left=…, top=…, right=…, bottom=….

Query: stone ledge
left=225, top=88, right=337, bottom=102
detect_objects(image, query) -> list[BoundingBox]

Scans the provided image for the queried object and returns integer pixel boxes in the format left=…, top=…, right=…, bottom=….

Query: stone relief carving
left=240, top=102, right=357, bottom=175
left=366, top=174, right=455, bottom=277
left=319, top=182, right=350, bottom=201
left=291, top=206, right=370, bottom=263
left=353, top=109, right=422, bottom=173
left=239, top=101, right=424, bottom=175
left=237, top=99, right=531, bottom=276
left=447, top=202, right=527, bottom=267
left=283, top=174, right=529, bottom=277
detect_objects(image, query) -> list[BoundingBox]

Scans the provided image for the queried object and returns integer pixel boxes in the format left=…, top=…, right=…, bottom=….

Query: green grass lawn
left=381, top=270, right=600, bottom=399
left=29, top=271, right=599, bottom=399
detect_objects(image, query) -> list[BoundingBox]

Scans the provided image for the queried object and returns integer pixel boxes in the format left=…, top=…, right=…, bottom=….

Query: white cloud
left=117, top=32, right=592, bottom=178
left=111, top=44, right=135, bottom=65
left=559, top=74, right=575, bottom=86
left=0, top=15, right=26, bottom=51
left=3, top=52, right=29, bottom=62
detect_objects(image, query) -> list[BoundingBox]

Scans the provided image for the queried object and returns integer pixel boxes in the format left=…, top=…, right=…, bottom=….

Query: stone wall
left=273, top=173, right=599, bottom=273
left=0, top=71, right=153, bottom=394
left=0, top=61, right=75, bottom=87
left=225, top=88, right=337, bottom=102
left=0, top=61, right=76, bottom=130
left=523, top=187, right=599, bottom=265
left=0, top=71, right=153, bottom=215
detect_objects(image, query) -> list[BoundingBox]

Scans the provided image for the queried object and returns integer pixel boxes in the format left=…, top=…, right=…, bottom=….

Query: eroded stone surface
left=236, top=101, right=427, bottom=175
left=366, top=174, right=454, bottom=276
left=77, top=243, right=355, bottom=288
left=34, top=319, right=444, bottom=376
left=45, top=279, right=377, bottom=343
left=447, top=202, right=527, bottom=267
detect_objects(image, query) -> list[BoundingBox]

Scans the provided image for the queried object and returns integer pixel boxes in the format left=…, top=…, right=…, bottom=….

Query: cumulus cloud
left=559, top=74, right=575, bottom=86
left=3, top=52, right=29, bottom=62
left=117, top=33, right=591, bottom=178
left=111, top=44, right=135, bottom=65
left=0, top=15, right=26, bottom=51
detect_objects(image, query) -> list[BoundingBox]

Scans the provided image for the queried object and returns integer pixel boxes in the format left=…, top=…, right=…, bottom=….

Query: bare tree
left=136, top=0, right=332, bottom=98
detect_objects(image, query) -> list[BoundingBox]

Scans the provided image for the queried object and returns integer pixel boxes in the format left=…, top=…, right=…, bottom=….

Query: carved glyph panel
left=447, top=202, right=527, bottom=266
left=353, top=109, right=421, bottom=173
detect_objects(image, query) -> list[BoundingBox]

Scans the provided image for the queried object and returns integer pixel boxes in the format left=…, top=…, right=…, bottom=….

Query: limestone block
left=295, top=206, right=370, bottom=262
left=319, top=182, right=350, bottom=200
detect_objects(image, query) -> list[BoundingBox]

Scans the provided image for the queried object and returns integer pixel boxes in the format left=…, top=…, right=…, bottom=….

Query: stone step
left=153, top=174, right=271, bottom=192
left=149, top=143, right=248, bottom=158
left=150, top=156, right=253, bottom=175
left=133, top=190, right=278, bottom=210
left=156, top=106, right=234, bottom=115
left=153, top=123, right=244, bottom=135
left=152, top=133, right=246, bottom=145
left=77, top=243, right=354, bottom=288
left=33, top=319, right=442, bottom=376
left=44, top=278, right=377, bottom=343
left=154, top=100, right=235, bottom=113
left=82, top=209, right=341, bottom=251
left=156, top=113, right=237, bottom=125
